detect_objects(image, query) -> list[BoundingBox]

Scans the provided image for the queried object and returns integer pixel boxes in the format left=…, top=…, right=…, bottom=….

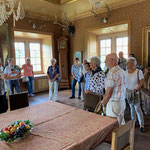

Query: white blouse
left=126, top=69, right=144, bottom=90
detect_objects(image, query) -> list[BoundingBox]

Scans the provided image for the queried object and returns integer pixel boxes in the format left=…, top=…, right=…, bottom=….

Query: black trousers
left=0, top=93, right=8, bottom=114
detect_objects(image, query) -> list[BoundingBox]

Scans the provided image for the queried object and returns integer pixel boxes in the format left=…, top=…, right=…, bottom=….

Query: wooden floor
left=29, top=90, right=150, bottom=150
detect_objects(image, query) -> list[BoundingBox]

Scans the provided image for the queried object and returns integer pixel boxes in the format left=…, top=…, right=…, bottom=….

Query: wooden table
left=0, top=101, right=118, bottom=150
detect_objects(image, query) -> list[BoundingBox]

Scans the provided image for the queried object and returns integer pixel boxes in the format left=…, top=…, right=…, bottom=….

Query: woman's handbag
left=57, top=76, right=61, bottom=83
left=94, top=101, right=106, bottom=116
left=22, top=76, right=29, bottom=83
left=78, top=75, right=83, bottom=83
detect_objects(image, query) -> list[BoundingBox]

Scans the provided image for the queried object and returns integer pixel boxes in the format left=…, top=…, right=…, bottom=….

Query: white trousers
left=49, top=80, right=59, bottom=101
left=129, top=101, right=144, bottom=126
left=81, top=81, right=85, bottom=101
left=106, top=100, right=126, bottom=126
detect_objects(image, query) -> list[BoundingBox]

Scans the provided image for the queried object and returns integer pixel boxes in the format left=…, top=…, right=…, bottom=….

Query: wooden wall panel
left=68, top=0, right=150, bottom=67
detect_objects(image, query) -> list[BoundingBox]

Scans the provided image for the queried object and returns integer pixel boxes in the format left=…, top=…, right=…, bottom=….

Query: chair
left=94, top=120, right=135, bottom=150
left=9, top=92, right=29, bottom=111
left=84, top=93, right=101, bottom=112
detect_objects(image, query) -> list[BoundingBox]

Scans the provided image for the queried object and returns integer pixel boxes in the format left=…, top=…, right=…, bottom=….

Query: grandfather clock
left=57, top=36, right=70, bottom=89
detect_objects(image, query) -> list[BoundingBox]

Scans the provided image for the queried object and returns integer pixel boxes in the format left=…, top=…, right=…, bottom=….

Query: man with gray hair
left=118, top=51, right=127, bottom=70
left=4, top=58, right=21, bottom=94
left=102, top=53, right=127, bottom=126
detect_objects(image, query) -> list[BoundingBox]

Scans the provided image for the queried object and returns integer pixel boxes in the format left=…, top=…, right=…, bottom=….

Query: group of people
left=0, top=58, right=34, bottom=113
left=0, top=51, right=149, bottom=132
left=70, top=52, right=149, bottom=132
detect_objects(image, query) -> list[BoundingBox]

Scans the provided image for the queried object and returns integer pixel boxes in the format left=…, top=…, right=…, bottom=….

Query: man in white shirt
left=4, top=58, right=21, bottom=94
left=102, top=53, right=127, bottom=126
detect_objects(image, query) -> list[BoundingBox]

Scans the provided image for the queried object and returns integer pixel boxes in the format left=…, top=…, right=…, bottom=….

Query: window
left=100, top=39, right=111, bottom=69
left=14, top=42, right=25, bottom=67
left=15, top=41, right=42, bottom=73
left=29, top=43, right=42, bottom=72
left=116, top=37, right=128, bottom=59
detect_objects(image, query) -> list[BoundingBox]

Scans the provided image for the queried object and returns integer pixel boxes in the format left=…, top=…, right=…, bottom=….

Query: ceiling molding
left=68, top=0, right=146, bottom=21
left=40, top=0, right=76, bottom=5
left=40, top=0, right=60, bottom=5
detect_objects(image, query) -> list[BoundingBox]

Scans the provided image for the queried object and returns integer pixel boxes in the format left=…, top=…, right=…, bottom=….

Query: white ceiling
left=21, top=0, right=145, bottom=20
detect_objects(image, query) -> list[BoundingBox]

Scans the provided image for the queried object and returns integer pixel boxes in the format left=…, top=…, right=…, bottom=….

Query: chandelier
left=0, top=0, right=25, bottom=26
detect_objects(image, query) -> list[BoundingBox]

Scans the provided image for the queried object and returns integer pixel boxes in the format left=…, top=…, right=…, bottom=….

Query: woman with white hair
left=22, top=57, right=34, bottom=97
left=126, top=57, right=144, bottom=132
left=86, top=56, right=105, bottom=95
left=47, top=58, right=60, bottom=101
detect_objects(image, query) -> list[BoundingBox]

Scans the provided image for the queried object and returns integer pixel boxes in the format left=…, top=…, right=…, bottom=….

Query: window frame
left=99, top=37, right=112, bottom=69
left=115, top=36, right=128, bottom=59
left=14, top=37, right=43, bottom=74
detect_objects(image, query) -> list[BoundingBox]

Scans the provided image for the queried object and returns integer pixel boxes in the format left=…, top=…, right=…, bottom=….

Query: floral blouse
left=88, top=67, right=105, bottom=95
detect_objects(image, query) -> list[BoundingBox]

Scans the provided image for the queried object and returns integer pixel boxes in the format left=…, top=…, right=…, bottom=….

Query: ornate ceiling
left=22, top=0, right=146, bottom=20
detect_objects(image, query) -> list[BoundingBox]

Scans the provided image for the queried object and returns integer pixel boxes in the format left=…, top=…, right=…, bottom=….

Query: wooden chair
left=94, top=120, right=135, bottom=150
left=84, top=93, right=101, bottom=112
left=9, top=92, right=29, bottom=111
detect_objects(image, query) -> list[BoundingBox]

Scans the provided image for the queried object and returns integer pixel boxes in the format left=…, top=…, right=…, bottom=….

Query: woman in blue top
left=47, top=58, right=60, bottom=101
left=84, top=62, right=92, bottom=91
left=70, top=57, right=82, bottom=99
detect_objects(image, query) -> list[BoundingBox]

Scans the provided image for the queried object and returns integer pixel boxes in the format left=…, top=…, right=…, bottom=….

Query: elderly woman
left=47, top=58, right=60, bottom=101
left=22, top=58, right=34, bottom=97
left=126, top=57, right=144, bottom=132
left=86, top=56, right=105, bottom=95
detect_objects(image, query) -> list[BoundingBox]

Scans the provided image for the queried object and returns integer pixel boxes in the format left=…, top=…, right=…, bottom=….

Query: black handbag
left=57, top=76, right=61, bottom=83
left=78, top=75, right=83, bottom=83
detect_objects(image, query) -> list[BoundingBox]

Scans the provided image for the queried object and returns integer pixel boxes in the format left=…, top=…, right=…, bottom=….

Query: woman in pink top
left=22, top=58, right=34, bottom=97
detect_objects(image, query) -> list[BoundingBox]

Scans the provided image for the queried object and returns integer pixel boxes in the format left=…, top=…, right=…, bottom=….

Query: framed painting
left=142, top=26, right=150, bottom=69
left=74, top=51, right=83, bottom=62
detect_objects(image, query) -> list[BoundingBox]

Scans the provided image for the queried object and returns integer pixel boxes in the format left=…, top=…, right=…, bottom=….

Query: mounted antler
left=90, top=3, right=110, bottom=23
left=53, top=15, right=75, bottom=37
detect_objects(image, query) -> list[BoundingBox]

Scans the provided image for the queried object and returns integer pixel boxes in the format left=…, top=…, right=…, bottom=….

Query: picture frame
left=142, top=26, right=150, bottom=69
left=74, top=51, right=83, bottom=62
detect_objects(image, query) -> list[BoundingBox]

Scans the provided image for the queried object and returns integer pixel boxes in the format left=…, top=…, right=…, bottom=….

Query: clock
left=57, top=36, right=70, bottom=89
left=57, top=37, right=68, bottom=50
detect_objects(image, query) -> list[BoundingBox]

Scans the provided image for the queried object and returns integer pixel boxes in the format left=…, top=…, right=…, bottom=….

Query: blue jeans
left=27, top=77, right=34, bottom=94
left=7, top=80, right=21, bottom=95
left=71, top=77, right=81, bottom=97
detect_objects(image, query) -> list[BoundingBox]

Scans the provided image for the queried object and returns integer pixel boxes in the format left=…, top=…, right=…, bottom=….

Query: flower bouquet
left=0, top=120, right=33, bottom=143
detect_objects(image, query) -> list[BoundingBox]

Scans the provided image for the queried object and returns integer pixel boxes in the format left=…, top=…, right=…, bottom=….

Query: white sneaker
left=31, top=94, right=34, bottom=97
left=28, top=94, right=31, bottom=97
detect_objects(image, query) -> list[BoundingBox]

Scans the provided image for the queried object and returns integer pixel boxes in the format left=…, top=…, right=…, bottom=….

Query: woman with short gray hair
left=22, top=57, right=34, bottom=97
left=86, top=56, right=105, bottom=95
left=126, top=57, right=144, bottom=132
left=47, top=58, right=60, bottom=101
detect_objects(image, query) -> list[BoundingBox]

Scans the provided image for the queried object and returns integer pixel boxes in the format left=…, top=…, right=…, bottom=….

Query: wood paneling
left=67, top=0, right=150, bottom=67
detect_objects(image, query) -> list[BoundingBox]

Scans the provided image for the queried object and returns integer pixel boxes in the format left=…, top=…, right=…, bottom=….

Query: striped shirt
left=105, top=65, right=127, bottom=101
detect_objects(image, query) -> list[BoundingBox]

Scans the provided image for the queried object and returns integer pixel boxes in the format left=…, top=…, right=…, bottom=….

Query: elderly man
left=118, top=51, right=127, bottom=70
left=102, top=53, right=127, bottom=126
left=4, top=58, right=21, bottom=94
left=0, top=73, right=21, bottom=113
